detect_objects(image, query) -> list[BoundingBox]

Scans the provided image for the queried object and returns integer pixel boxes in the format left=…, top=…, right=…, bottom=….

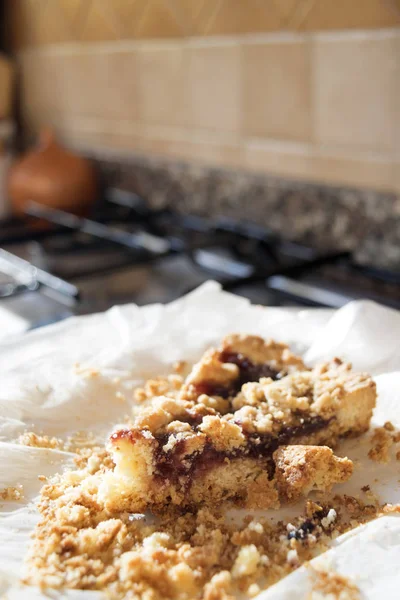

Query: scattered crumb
left=232, top=545, right=261, bottom=578
left=382, top=504, right=400, bottom=515
left=63, top=431, right=100, bottom=453
left=247, top=583, right=261, bottom=597
left=321, top=509, right=337, bottom=529
left=18, top=432, right=62, bottom=450
left=361, top=485, right=370, bottom=493
left=26, top=460, right=387, bottom=600
left=396, top=451, right=400, bottom=461
left=23, top=453, right=396, bottom=600
left=368, top=427, right=393, bottom=463
left=133, top=373, right=185, bottom=404
left=308, top=566, right=361, bottom=599
left=74, top=364, right=100, bottom=378
left=287, top=548, right=299, bottom=565
left=383, top=421, right=395, bottom=432
left=0, top=485, right=24, bottom=501
left=173, top=360, right=187, bottom=374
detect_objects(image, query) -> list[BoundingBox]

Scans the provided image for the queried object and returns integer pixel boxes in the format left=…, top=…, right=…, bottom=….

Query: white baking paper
left=0, top=281, right=399, bottom=599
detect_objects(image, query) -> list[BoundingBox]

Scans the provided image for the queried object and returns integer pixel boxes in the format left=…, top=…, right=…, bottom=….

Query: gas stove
left=0, top=189, right=398, bottom=338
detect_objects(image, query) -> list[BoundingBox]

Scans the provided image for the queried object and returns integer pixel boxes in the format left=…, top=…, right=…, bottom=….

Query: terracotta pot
left=8, top=128, right=98, bottom=217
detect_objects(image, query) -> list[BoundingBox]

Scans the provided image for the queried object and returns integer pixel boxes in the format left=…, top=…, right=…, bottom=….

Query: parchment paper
left=0, top=281, right=399, bottom=598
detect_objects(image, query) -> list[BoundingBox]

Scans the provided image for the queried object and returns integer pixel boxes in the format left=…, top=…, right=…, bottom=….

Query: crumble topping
left=180, top=335, right=307, bottom=404
left=133, top=374, right=185, bottom=406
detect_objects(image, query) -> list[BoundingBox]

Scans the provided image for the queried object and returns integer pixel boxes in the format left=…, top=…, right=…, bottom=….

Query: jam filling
left=193, top=351, right=282, bottom=399
left=150, top=415, right=331, bottom=486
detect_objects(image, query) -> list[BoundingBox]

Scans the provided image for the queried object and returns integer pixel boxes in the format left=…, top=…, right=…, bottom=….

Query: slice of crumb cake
left=98, top=335, right=376, bottom=513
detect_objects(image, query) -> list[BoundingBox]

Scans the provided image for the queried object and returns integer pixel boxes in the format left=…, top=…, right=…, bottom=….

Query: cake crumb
left=309, top=566, right=361, bottom=599
left=232, top=545, right=261, bottom=578
left=382, top=503, right=400, bottom=514
left=368, top=427, right=393, bottom=463
left=384, top=421, right=395, bottom=432
left=74, top=365, right=100, bottom=378
left=321, top=509, right=337, bottom=529
left=115, top=391, right=126, bottom=403
left=0, top=485, right=24, bottom=501
left=173, top=360, right=187, bottom=374
left=203, top=571, right=233, bottom=600
left=18, top=432, right=61, bottom=449
left=247, top=583, right=261, bottom=597
left=287, top=549, right=299, bottom=565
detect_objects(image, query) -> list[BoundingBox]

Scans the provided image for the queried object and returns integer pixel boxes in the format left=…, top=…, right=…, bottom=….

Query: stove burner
left=0, top=188, right=398, bottom=330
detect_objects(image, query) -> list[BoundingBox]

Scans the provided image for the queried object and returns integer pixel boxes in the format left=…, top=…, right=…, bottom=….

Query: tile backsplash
left=6, top=0, right=400, bottom=194
left=7, top=0, right=400, bottom=45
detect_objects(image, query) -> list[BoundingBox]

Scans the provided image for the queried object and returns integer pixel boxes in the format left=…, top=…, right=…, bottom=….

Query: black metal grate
left=0, top=190, right=399, bottom=311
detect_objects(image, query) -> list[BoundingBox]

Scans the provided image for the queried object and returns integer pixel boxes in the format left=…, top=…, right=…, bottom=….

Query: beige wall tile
left=16, top=27, right=400, bottom=195
left=314, top=33, right=397, bottom=153
left=140, top=125, right=193, bottom=159
left=244, top=139, right=395, bottom=191
left=52, top=49, right=139, bottom=121
left=394, top=163, right=400, bottom=194
left=188, top=0, right=223, bottom=36
left=244, top=139, right=315, bottom=180
left=134, top=0, right=185, bottom=39
left=203, top=0, right=282, bottom=35
left=48, top=52, right=98, bottom=117
left=186, top=133, right=243, bottom=167
left=168, top=0, right=207, bottom=35
left=274, top=0, right=300, bottom=26
left=8, top=0, right=400, bottom=49
left=96, top=0, right=147, bottom=40
left=188, top=42, right=241, bottom=134
left=243, top=38, right=312, bottom=142
left=136, top=44, right=188, bottom=127
left=394, top=33, right=400, bottom=157
left=22, top=113, right=145, bottom=154
left=297, top=0, right=400, bottom=31
left=312, top=151, right=395, bottom=191
left=79, top=1, right=121, bottom=42
left=60, top=122, right=145, bottom=154
left=141, top=128, right=243, bottom=167
left=27, top=0, right=76, bottom=46
left=20, top=52, right=63, bottom=114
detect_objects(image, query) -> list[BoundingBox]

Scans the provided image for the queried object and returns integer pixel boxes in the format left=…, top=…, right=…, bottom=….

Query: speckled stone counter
left=94, top=152, right=400, bottom=271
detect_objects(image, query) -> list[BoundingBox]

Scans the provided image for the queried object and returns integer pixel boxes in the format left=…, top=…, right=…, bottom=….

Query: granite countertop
left=92, top=151, right=399, bottom=272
